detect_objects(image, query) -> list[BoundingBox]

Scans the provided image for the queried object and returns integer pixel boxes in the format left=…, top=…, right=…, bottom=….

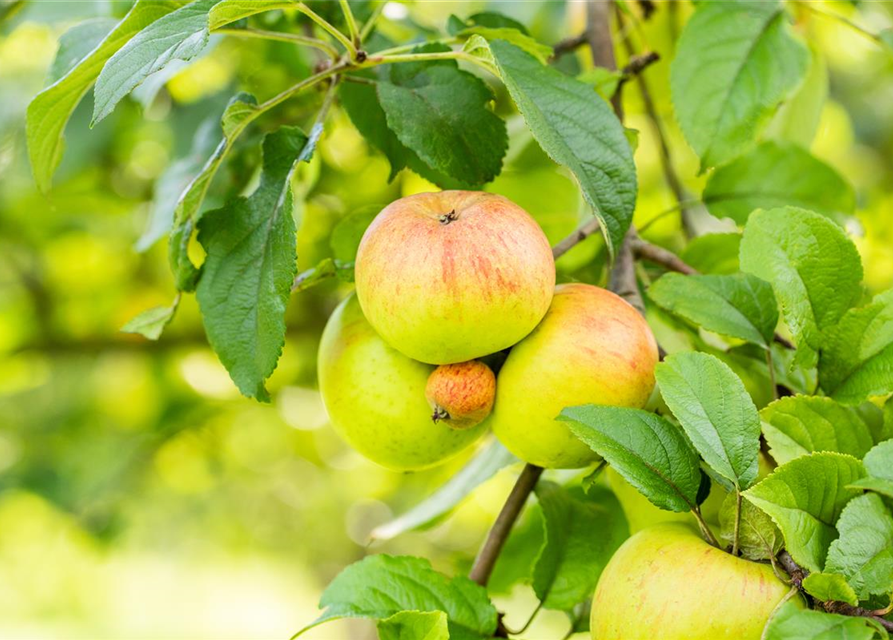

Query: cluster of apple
left=317, top=190, right=658, bottom=472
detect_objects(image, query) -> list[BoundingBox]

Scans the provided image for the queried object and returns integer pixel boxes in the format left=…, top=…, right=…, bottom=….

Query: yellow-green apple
left=425, top=361, right=496, bottom=430
left=317, top=294, right=487, bottom=471
left=489, top=283, right=659, bottom=468
left=591, top=523, right=796, bottom=639
left=354, top=191, right=555, bottom=364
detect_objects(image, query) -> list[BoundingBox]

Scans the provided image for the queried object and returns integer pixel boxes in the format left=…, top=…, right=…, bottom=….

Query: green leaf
left=376, top=46, right=508, bottom=187
left=559, top=406, right=701, bottom=513
left=370, top=439, right=518, bottom=542
left=378, top=611, right=449, bottom=640
left=764, top=601, right=886, bottom=640
left=743, top=452, right=865, bottom=572
left=739, top=207, right=863, bottom=368
left=330, top=207, right=379, bottom=264
left=458, top=26, right=551, bottom=64
left=656, top=352, right=761, bottom=490
left=489, top=39, right=637, bottom=260
left=760, top=396, right=876, bottom=466
left=819, top=289, right=893, bottom=405
left=120, top=297, right=180, bottom=341
left=825, top=494, right=893, bottom=600
left=577, top=67, right=624, bottom=102
left=294, top=555, right=498, bottom=639
left=670, top=0, right=808, bottom=170
left=208, top=0, right=293, bottom=30
left=766, top=43, right=828, bottom=148
left=849, top=441, right=893, bottom=499
left=703, top=141, right=854, bottom=225
left=168, top=92, right=259, bottom=291
left=803, top=573, right=859, bottom=606
left=92, top=0, right=217, bottom=125
left=680, top=233, right=741, bottom=275
left=447, top=11, right=529, bottom=35
left=27, top=0, right=185, bottom=192
left=718, top=491, right=782, bottom=561
left=195, top=126, right=304, bottom=401
left=648, top=273, right=778, bottom=348
left=48, top=18, right=118, bottom=84
left=532, top=482, right=628, bottom=611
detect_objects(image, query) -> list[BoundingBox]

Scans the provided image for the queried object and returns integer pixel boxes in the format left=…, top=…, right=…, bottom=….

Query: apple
left=317, top=294, right=487, bottom=471
left=489, top=283, right=659, bottom=468
left=425, top=360, right=496, bottom=430
left=354, top=191, right=555, bottom=364
left=591, top=523, right=796, bottom=639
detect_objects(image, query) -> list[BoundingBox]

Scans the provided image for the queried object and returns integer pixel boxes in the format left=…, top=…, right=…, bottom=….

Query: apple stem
left=692, top=505, right=721, bottom=548
left=438, top=210, right=458, bottom=225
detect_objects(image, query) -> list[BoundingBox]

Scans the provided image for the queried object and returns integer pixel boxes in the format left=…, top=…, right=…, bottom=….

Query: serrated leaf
left=718, top=491, right=782, bottom=561
left=703, top=141, right=854, bottom=225
left=294, top=555, right=498, bottom=639
left=489, top=39, right=637, bottom=260
left=378, top=611, right=449, bottom=640
left=849, top=441, right=893, bottom=499
left=121, top=297, right=180, bottom=341
left=330, top=207, right=379, bottom=264
left=743, top=452, right=865, bottom=572
left=376, top=50, right=508, bottom=187
left=447, top=11, right=529, bottom=36
left=760, top=396, right=876, bottom=466
left=648, top=273, right=778, bottom=348
left=819, top=289, right=893, bottom=405
left=670, top=0, right=808, bottom=170
left=825, top=494, right=893, bottom=600
left=195, top=126, right=304, bottom=401
left=656, top=352, right=761, bottom=490
left=370, top=438, right=518, bottom=542
left=92, top=0, right=217, bottom=125
left=459, top=26, right=551, bottom=64
left=739, top=207, right=863, bottom=368
left=168, top=92, right=259, bottom=291
left=461, top=34, right=497, bottom=73
left=763, top=601, right=886, bottom=640
left=208, top=0, right=293, bottom=30
left=803, top=573, right=859, bottom=606
left=532, top=482, right=628, bottom=611
left=48, top=18, right=118, bottom=84
left=559, top=406, right=701, bottom=513
left=27, top=0, right=185, bottom=192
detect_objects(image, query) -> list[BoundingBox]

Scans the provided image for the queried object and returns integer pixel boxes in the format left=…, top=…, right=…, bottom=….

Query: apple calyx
left=438, top=209, right=459, bottom=225
left=431, top=406, right=451, bottom=423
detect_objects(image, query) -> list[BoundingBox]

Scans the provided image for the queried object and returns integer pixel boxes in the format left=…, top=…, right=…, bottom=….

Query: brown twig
left=778, top=551, right=893, bottom=632
left=550, top=31, right=589, bottom=61
left=468, top=463, right=544, bottom=586
left=630, top=236, right=697, bottom=275
left=552, top=218, right=602, bottom=259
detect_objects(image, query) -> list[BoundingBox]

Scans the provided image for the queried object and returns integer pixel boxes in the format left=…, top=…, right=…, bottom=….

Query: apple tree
left=23, top=0, right=893, bottom=638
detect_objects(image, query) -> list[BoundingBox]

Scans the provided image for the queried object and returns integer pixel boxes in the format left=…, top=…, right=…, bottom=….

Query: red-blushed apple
left=489, top=283, right=659, bottom=468
left=425, top=360, right=496, bottom=430
left=354, top=191, right=555, bottom=364
left=317, top=294, right=487, bottom=471
left=591, top=523, right=798, bottom=639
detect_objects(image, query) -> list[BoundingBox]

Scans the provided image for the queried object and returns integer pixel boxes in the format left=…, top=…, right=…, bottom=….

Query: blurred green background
left=1, top=1, right=892, bottom=638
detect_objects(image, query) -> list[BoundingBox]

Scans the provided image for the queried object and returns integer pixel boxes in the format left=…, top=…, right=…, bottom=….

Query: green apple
left=592, top=523, right=796, bottom=639
left=354, top=191, right=555, bottom=364
left=317, top=294, right=487, bottom=471
left=425, top=361, right=496, bottom=430
left=489, top=283, right=659, bottom=468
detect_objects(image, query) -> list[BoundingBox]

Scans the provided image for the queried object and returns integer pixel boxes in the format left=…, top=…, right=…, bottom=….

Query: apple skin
left=354, top=191, right=555, bottom=365
left=489, top=283, right=659, bottom=468
left=426, top=361, right=496, bottom=430
left=591, top=523, right=796, bottom=639
left=317, top=294, right=487, bottom=471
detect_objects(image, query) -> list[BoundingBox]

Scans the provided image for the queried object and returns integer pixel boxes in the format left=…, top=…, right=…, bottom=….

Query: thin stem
left=799, top=2, right=889, bottom=47
left=215, top=27, right=340, bottom=59
left=636, top=199, right=701, bottom=234
left=367, top=50, right=497, bottom=75
left=359, top=1, right=387, bottom=41
left=256, top=60, right=347, bottom=114
left=766, top=348, right=778, bottom=401
left=732, top=490, right=742, bottom=556
left=552, top=217, right=602, bottom=260
left=468, top=463, right=544, bottom=586
left=338, top=0, right=360, bottom=46
left=373, top=37, right=461, bottom=57
left=630, top=236, right=697, bottom=275
left=692, top=505, right=721, bottom=548
left=503, top=601, right=543, bottom=636
left=295, top=2, right=358, bottom=59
